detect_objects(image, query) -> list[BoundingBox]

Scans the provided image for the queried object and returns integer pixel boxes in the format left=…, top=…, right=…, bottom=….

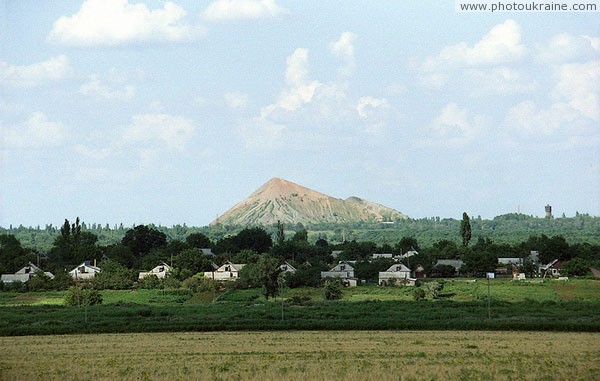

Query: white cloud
left=330, top=32, right=357, bottom=76
left=0, top=56, right=71, bottom=88
left=356, top=96, right=389, bottom=118
left=553, top=61, right=600, bottom=121
left=79, top=74, right=135, bottom=100
left=2, top=112, right=65, bottom=147
left=505, top=101, right=576, bottom=136
left=537, top=33, right=600, bottom=63
left=261, top=48, right=321, bottom=117
left=424, top=103, right=484, bottom=147
left=122, top=113, right=196, bottom=150
left=47, top=0, right=204, bottom=46
left=202, top=0, right=285, bottom=21
left=224, top=91, right=249, bottom=109
left=465, top=67, right=536, bottom=95
left=423, top=19, right=524, bottom=70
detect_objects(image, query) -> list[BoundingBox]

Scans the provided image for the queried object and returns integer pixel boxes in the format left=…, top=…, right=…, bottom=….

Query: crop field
left=1, top=330, right=599, bottom=380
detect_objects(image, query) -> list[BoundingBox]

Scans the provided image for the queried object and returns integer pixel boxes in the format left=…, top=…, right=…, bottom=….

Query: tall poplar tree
left=460, top=212, right=472, bottom=247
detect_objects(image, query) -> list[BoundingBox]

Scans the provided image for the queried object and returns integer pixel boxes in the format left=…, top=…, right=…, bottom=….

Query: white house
left=321, top=261, right=357, bottom=286
left=279, top=262, right=297, bottom=273
left=204, top=261, right=246, bottom=281
left=378, top=263, right=412, bottom=286
left=138, top=262, right=172, bottom=280
left=69, top=261, right=101, bottom=280
left=1, top=262, right=54, bottom=284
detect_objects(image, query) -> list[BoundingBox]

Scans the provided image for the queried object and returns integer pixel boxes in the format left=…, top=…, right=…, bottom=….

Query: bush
left=323, top=279, right=343, bottom=300
left=182, top=276, right=216, bottom=293
left=137, top=275, right=161, bottom=289
left=64, top=286, right=103, bottom=306
left=413, top=288, right=426, bottom=301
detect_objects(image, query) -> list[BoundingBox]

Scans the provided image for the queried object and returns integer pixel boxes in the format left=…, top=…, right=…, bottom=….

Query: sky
left=1, top=0, right=599, bottom=228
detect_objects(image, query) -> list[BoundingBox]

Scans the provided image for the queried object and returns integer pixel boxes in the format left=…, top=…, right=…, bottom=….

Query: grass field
left=1, top=331, right=598, bottom=380
left=0, top=279, right=599, bottom=335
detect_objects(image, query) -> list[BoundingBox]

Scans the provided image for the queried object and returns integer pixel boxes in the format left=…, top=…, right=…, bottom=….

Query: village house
left=279, top=261, right=297, bottom=274
left=378, top=263, right=412, bottom=286
left=321, top=261, right=357, bottom=287
left=1, top=262, right=54, bottom=284
left=69, top=261, right=101, bottom=281
left=138, top=262, right=172, bottom=280
left=540, top=259, right=562, bottom=278
left=204, top=261, right=246, bottom=281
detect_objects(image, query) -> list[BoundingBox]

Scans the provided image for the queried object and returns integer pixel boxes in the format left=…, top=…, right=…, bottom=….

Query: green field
left=0, top=279, right=599, bottom=336
left=1, top=331, right=599, bottom=380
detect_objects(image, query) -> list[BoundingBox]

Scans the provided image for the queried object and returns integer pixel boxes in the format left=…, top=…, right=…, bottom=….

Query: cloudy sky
left=1, top=0, right=599, bottom=227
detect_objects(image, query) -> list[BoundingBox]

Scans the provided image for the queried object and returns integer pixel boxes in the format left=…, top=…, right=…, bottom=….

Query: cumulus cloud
left=0, top=56, right=71, bottom=88
left=261, top=48, right=321, bottom=117
left=330, top=32, right=357, bottom=76
left=553, top=61, right=600, bottom=121
left=505, top=101, right=578, bottom=136
left=415, top=19, right=539, bottom=98
left=422, top=19, right=524, bottom=70
left=536, top=33, right=600, bottom=63
left=122, top=113, right=196, bottom=150
left=47, top=0, right=204, bottom=46
left=424, top=103, right=484, bottom=147
left=202, top=0, right=285, bottom=21
left=79, top=73, right=135, bottom=100
left=224, top=91, right=249, bottom=109
left=2, top=112, right=65, bottom=147
left=356, top=96, right=390, bottom=118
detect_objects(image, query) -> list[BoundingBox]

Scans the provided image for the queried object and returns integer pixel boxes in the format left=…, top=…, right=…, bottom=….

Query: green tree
left=276, top=220, right=285, bottom=245
left=174, top=248, right=213, bottom=275
left=323, top=279, right=343, bottom=300
left=64, top=285, right=103, bottom=306
left=121, top=225, right=167, bottom=259
left=562, top=258, right=590, bottom=276
left=186, top=232, right=212, bottom=249
left=460, top=212, right=472, bottom=247
left=92, top=260, right=135, bottom=290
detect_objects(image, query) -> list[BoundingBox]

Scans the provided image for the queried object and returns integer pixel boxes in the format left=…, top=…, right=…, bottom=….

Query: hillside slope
left=210, top=178, right=408, bottom=226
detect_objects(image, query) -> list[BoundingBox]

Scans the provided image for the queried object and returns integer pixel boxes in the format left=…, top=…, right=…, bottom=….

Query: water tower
left=544, top=204, right=552, bottom=219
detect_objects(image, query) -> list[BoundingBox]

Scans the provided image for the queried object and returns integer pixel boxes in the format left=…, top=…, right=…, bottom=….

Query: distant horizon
left=2, top=1, right=598, bottom=229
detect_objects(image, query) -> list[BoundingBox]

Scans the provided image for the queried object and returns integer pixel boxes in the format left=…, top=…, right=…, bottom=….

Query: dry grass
left=1, top=331, right=599, bottom=380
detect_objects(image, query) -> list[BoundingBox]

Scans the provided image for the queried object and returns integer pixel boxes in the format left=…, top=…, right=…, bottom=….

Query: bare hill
left=210, top=178, right=408, bottom=226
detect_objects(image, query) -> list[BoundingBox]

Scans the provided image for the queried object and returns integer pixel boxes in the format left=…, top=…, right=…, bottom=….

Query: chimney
left=94, top=259, right=97, bottom=267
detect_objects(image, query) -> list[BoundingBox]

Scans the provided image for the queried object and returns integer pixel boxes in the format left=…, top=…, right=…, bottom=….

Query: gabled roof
left=540, top=259, right=561, bottom=271
left=70, top=261, right=101, bottom=273
left=280, top=261, right=297, bottom=272
left=384, top=263, right=411, bottom=273
left=217, top=261, right=245, bottom=272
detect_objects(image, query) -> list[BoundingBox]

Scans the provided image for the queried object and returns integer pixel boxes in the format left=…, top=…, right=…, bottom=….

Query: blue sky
left=1, top=0, right=599, bottom=227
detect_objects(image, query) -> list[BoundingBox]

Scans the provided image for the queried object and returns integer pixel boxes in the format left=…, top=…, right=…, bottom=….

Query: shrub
left=413, top=288, right=426, bottom=301
left=64, top=286, right=103, bottom=306
left=323, top=279, right=343, bottom=300
left=182, top=276, right=216, bottom=293
left=137, top=275, right=161, bottom=289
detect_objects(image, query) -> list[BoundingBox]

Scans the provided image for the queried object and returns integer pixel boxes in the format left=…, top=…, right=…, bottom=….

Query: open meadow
left=1, top=330, right=599, bottom=380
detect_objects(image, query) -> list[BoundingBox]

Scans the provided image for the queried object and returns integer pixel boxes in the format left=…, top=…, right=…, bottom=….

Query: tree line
left=1, top=215, right=599, bottom=295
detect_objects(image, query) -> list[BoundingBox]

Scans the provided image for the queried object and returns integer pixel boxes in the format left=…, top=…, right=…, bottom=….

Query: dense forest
left=2, top=213, right=598, bottom=253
